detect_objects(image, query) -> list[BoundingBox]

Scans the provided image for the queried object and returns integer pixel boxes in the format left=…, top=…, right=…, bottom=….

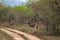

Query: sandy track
left=0, top=28, right=24, bottom=40
left=5, top=28, right=41, bottom=40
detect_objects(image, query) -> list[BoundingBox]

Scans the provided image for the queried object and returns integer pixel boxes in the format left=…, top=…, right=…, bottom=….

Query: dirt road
left=0, top=28, right=41, bottom=40
left=0, top=29, right=24, bottom=40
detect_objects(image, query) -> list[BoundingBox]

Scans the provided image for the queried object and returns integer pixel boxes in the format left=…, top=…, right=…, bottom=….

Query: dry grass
left=4, top=24, right=60, bottom=40
left=44, top=36, right=59, bottom=40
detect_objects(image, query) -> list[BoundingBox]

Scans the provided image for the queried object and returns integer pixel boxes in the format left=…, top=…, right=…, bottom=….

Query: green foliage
left=14, top=5, right=33, bottom=17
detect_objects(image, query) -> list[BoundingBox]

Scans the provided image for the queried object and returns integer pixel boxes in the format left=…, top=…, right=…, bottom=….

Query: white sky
left=0, top=0, right=27, bottom=6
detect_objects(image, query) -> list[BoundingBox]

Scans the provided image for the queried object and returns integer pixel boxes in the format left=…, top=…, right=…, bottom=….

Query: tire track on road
left=0, top=28, right=24, bottom=40
left=5, top=28, right=41, bottom=40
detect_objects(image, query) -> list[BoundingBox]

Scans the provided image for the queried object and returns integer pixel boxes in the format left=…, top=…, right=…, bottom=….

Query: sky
left=0, top=0, right=27, bottom=6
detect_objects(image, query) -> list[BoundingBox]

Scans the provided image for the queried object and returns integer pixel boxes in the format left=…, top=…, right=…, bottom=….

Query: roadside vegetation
left=0, top=0, right=60, bottom=40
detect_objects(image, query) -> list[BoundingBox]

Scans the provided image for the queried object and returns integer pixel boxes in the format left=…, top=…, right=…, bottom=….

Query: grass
left=6, top=24, right=47, bottom=40
left=44, top=36, right=60, bottom=40
left=0, top=30, right=14, bottom=40
left=2, top=24, right=60, bottom=40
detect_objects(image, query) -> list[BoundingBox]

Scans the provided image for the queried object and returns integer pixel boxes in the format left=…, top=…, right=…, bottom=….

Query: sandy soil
left=0, top=28, right=24, bottom=40
left=4, top=28, right=41, bottom=40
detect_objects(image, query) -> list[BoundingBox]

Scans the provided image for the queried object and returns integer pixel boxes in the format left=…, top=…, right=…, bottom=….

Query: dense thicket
left=27, top=0, right=60, bottom=35
left=0, top=0, right=60, bottom=35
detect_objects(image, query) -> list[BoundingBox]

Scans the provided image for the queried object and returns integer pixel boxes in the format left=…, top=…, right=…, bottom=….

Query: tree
left=49, top=0, right=60, bottom=35
left=29, top=0, right=60, bottom=35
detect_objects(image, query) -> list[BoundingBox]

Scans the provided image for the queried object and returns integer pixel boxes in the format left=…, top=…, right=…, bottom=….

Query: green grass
left=0, top=30, right=14, bottom=40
